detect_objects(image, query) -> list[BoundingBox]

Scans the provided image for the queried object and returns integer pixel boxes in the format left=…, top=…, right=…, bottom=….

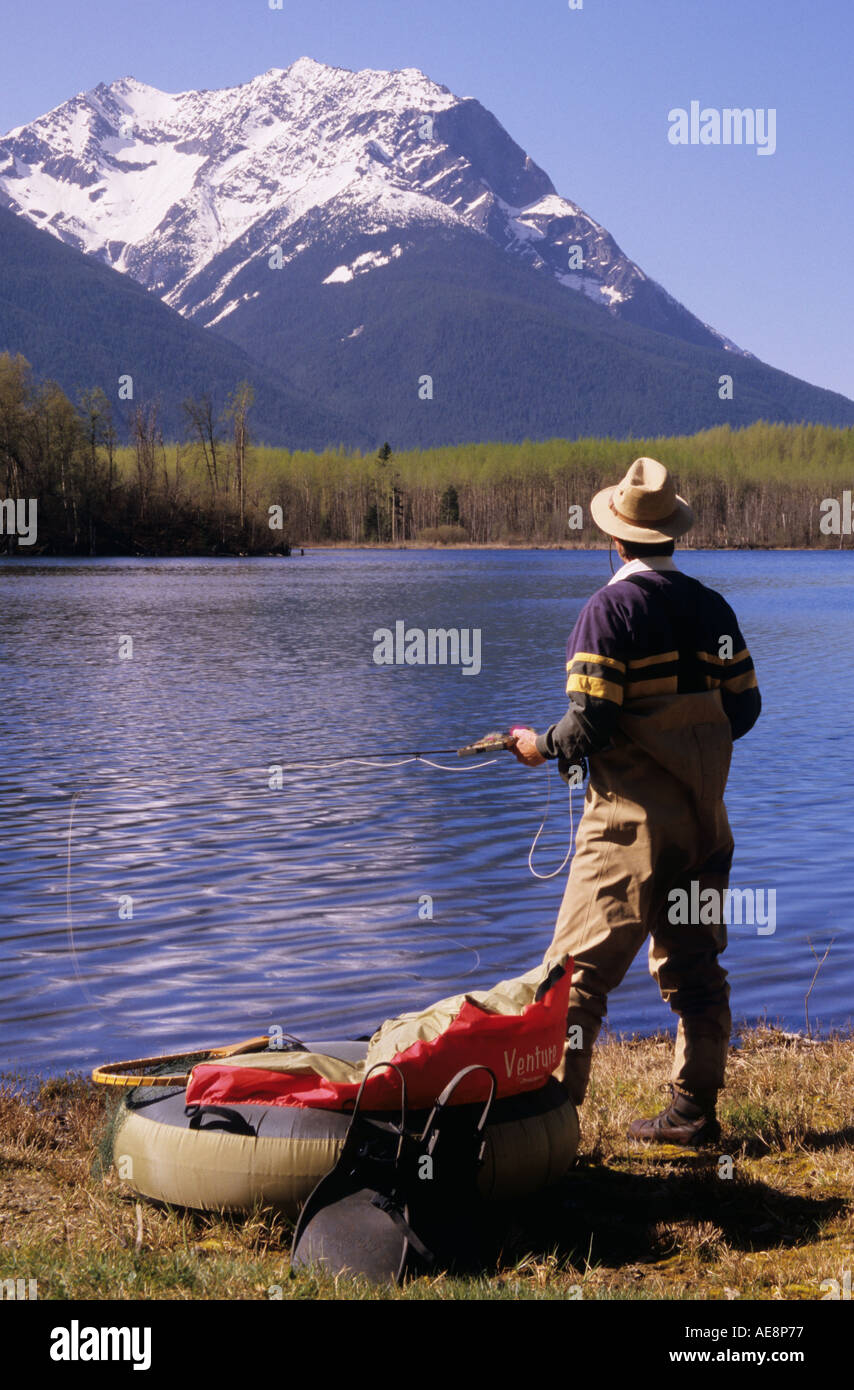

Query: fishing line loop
left=525, top=761, right=577, bottom=880
left=291, top=755, right=499, bottom=773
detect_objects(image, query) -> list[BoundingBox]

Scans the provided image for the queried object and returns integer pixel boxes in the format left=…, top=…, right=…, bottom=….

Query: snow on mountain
left=0, top=61, right=459, bottom=302
left=0, top=58, right=745, bottom=353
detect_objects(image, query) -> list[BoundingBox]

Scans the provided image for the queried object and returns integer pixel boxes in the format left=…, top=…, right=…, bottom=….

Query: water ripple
left=1, top=550, right=852, bottom=1074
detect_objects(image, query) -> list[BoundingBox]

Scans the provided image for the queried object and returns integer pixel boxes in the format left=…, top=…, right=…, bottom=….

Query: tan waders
left=546, top=690, right=735, bottom=1112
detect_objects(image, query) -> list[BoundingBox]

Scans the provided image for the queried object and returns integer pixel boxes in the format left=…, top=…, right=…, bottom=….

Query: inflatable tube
left=112, top=1042, right=579, bottom=1217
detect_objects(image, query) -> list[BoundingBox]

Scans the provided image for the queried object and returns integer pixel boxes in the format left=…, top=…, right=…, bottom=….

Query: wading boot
left=628, top=1086, right=720, bottom=1147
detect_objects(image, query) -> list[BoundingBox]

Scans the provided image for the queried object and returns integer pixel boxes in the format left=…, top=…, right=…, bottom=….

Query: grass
left=2, top=1025, right=852, bottom=1301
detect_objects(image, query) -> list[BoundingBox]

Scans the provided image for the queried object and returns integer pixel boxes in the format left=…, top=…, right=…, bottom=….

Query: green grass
left=2, top=1025, right=853, bottom=1301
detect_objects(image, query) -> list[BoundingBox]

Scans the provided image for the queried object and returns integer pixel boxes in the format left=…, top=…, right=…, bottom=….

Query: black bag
left=290, top=1062, right=496, bottom=1285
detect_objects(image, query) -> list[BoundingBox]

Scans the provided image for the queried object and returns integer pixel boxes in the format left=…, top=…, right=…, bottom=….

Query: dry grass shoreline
left=2, top=1025, right=852, bottom=1301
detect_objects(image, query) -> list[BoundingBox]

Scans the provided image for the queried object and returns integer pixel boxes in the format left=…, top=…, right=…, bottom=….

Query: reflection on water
left=1, top=550, right=852, bottom=1075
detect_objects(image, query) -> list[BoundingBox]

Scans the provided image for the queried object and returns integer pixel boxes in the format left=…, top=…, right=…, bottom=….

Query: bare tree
left=183, top=393, right=222, bottom=495
left=131, top=402, right=162, bottom=520
left=225, top=381, right=254, bottom=530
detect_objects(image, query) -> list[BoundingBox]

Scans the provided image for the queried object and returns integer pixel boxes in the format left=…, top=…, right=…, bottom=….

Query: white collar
left=607, top=555, right=677, bottom=586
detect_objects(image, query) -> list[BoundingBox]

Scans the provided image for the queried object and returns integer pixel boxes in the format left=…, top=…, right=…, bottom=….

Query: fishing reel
left=457, top=729, right=529, bottom=757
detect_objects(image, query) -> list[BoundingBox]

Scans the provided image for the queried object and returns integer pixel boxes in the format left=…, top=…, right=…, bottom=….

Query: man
left=512, top=458, right=760, bottom=1145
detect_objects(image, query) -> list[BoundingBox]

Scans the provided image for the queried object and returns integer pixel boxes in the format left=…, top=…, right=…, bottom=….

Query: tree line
left=0, top=352, right=851, bottom=554
left=0, top=354, right=262, bottom=554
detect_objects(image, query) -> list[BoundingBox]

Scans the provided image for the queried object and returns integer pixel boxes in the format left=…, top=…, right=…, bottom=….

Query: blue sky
left=3, top=0, right=852, bottom=399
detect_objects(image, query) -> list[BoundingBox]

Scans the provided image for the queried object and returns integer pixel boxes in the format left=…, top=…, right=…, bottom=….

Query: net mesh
left=92, top=1050, right=235, bottom=1178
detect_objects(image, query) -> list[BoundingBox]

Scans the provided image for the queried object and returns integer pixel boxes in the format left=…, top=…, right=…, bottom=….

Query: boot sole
left=626, top=1125, right=721, bottom=1148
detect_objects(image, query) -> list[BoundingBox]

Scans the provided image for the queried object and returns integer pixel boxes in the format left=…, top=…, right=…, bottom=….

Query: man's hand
left=509, top=726, right=546, bottom=767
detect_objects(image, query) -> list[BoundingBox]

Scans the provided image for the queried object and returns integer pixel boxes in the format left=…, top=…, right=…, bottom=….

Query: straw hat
left=590, top=457, right=694, bottom=543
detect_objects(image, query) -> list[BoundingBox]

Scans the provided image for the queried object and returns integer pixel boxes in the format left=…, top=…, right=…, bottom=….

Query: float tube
left=104, top=960, right=579, bottom=1216
left=112, top=1052, right=577, bottom=1216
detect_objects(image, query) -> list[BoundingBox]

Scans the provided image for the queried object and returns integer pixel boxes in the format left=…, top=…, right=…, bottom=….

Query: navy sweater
left=536, top=569, right=761, bottom=767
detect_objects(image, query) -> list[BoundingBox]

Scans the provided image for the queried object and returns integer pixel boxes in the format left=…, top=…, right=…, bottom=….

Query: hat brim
left=590, top=486, right=694, bottom=543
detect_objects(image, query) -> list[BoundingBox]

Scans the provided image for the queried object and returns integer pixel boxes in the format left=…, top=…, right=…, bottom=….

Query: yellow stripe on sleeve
left=721, top=670, right=759, bottom=694
left=567, top=673, right=625, bottom=703
left=697, top=648, right=750, bottom=667
left=566, top=651, right=627, bottom=673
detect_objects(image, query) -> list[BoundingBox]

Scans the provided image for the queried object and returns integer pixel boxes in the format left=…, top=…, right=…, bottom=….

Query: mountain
left=0, top=202, right=365, bottom=444
left=0, top=60, right=743, bottom=348
left=2, top=59, right=852, bottom=446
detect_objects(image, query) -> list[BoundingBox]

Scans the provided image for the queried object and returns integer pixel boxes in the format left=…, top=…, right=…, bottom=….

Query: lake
left=1, top=549, right=851, bottom=1076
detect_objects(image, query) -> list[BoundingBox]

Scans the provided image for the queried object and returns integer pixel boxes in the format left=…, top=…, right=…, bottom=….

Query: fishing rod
left=285, top=731, right=523, bottom=764
left=73, top=731, right=528, bottom=793
left=56, top=731, right=525, bottom=812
